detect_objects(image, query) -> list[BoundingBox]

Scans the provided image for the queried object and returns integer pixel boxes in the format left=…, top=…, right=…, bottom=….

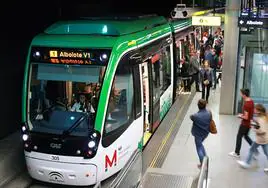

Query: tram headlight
left=22, top=134, right=29, bottom=141
left=22, top=126, right=26, bottom=132
left=92, top=133, right=97, bottom=138
left=88, top=141, right=96, bottom=148
left=84, top=130, right=100, bottom=159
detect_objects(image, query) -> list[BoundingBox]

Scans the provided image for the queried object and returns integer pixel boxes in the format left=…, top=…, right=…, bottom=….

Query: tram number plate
left=51, top=155, right=60, bottom=161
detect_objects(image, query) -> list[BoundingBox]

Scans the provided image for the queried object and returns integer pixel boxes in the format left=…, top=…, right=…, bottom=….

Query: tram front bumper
left=25, top=156, right=97, bottom=186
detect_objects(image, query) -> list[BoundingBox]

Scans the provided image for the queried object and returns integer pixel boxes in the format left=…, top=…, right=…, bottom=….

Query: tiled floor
left=162, top=87, right=268, bottom=188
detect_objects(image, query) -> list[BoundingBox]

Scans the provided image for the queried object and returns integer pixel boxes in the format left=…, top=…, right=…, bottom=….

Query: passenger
left=71, top=93, right=95, bottom=113
left=200, top=60, right=213, bottom=103
left=204, top=45, right=213, bottom=65
left=180, top=58, right=191, bottom=93
left=84, top=83, right=93, bottom=95
left=229, top=89, right=257, bottom=158
left=190, top=99, right=211, bottom=168
left=107, top=80, right=121, bottom=121
left=211, top=49, right=219, bottom=90
left=216, top=52, right=223, bottom=84
left=237, top=104, right=268, bottom=173
left=199, top=40, right=205, bottom=64
left=189, top=51, right=201, bottom=92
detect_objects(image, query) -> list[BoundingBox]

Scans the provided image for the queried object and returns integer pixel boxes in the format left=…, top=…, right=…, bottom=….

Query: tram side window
left=133, top=65, right=142, bottom=118
left=103, top=57, right=134, bottom=147
left=152, top=46, right=172, bottom=103
left=160, top=46, right=171, bottom=92
left=152, top=58, right=160, bottom=104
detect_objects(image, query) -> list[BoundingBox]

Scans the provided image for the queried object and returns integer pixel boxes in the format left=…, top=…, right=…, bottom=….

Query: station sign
left=192, top=16, right=221, bottom=26
left=238, top=17, right=268, bottom=28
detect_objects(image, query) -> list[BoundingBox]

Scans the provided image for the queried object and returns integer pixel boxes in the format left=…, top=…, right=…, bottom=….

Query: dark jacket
left=190, top=109, right=211, bottom=138
left=181, top=62, right=190, bottom=77
left=189, top=56, right=200, bottom=75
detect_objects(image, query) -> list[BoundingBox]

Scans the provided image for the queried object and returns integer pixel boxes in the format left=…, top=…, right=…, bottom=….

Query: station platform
left=140, top=86, right=268, bottom=188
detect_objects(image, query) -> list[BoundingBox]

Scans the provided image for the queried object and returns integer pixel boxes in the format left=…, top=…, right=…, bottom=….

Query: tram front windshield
left=28, top=63, right=106, bottom=136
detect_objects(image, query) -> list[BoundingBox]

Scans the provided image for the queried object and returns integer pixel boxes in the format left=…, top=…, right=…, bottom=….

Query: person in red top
left=229, top=89, right=256, bottom=158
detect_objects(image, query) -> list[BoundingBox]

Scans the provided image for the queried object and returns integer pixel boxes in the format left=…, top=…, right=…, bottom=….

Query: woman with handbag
left=190, top=99, right=211, bottom=168
left=200, top=60, right=213, bottom=103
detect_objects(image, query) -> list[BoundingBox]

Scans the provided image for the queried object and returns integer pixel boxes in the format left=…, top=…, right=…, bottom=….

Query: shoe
left=237, top=160, right=250, bottom=169
left=228, top=151, right=240, bottom=158
left=197, top=164, right=202, bottom=169
left=264, top=168, right=268, bottom=173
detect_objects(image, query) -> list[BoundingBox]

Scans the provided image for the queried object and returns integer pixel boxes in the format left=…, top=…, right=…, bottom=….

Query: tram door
left=141, top=62, right=151, bottom=144
left=150, top=55, right=161, bottom=132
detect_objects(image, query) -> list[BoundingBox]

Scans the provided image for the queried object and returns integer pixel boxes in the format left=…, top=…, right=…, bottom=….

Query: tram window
left=133, top=65, right=142, bottom=118
left=152, top=60, right=160, bottom=104
left=102, top=57, right=134, bottom=147
left=28, top=63, right=106, bottom=136
left=151, top=46, right=172, bottom=103
left=160, top=46, right=171, bottom=92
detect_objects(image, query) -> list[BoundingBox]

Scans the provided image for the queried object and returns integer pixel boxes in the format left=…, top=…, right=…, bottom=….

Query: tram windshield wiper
left=62, top=113, right=89, bottom=136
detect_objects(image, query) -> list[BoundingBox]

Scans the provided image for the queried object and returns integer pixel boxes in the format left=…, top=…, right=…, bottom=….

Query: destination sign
left=31, top=47, right=111, bottom=65
left=238, top=17, right=268, bottom=28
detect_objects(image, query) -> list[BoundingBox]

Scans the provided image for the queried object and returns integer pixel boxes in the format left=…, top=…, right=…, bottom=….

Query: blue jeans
left=246, top=142, right=268, bottom=164
left=194, top=136, right=207, bottom=163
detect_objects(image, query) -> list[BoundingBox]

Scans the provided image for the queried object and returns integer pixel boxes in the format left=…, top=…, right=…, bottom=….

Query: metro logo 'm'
left=105, top=150, right=117, bottom=172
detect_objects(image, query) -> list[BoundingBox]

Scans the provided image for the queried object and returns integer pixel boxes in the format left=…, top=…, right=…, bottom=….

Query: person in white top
left=237, top=103, right=268, bottom=173
left=71, top=93, right=95, bottom=113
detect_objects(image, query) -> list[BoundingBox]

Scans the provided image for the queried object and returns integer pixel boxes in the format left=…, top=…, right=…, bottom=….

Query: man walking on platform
left=229, top=89, right=256, bottom=158
left=190, top=99, right=210, bottom=168
left=189, top=51, right=201, bottom=92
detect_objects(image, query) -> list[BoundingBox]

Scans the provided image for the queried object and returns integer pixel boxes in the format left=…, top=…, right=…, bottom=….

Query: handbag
left=203, top=79, right=209, bottom=85
left=210, top=119, right=217, bottom=134
left=203, top=70, right=210, bottom=86
left=209, top=111, right=217, bottom=134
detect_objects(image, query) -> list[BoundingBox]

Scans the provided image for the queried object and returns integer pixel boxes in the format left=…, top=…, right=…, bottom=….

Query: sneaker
left=237, top=160, right=250, bottom=169
left=228, top=151, right=240, bottom=158
left=264, top=168, right=268, bottom=173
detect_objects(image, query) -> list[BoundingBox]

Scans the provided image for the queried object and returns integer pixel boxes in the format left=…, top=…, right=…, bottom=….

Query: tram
left=21, top=15, right=194, bottom=186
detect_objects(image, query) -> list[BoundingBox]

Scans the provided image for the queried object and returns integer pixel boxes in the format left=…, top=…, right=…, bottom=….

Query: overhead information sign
left=238, top=17, right=268, bottom=28
left=192, top=16, right=221, bottom=26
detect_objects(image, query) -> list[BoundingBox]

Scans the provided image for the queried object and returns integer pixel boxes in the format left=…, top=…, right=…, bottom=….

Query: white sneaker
left=237, top=160, right=250, bottom=169
left=228, top=151, right=240, bottom=158
left=264, top=168, right=268, bottom=173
